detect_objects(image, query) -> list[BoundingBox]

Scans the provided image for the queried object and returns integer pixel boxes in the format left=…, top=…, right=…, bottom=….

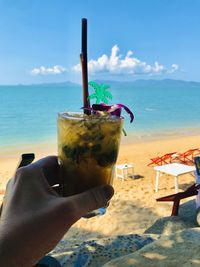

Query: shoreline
left=1, top=127, right=200, bottom=156
left=1, top=132, right=199, bottom=185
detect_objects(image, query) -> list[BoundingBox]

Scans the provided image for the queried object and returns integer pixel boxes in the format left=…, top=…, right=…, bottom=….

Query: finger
left=29, top=156, right=59, bottom=186
left=63, top=185, right=114, bottom=222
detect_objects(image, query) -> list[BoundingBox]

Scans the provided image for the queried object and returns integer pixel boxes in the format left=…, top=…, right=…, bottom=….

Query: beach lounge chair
left=156, top=183, right=200, bottom=216
left=17, top=153, right=35, bottom=168
left=147, top=152, right=177, bottom=166
left=172, top=148, right=200, bottom=165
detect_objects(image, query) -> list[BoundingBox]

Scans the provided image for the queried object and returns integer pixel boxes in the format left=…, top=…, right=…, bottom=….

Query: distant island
left=0, top=81, right=81, bottom=88
left=96, top=79, right=200, bottom=88
left=0, top=79, right=200, bottom=88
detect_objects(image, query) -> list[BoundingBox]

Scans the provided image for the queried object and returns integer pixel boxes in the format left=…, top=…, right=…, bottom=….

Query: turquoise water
left=1, top=80, right=200, bottom=148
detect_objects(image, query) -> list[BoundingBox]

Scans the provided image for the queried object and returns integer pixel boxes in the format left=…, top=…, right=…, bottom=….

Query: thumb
left=65, top=185, right=114, bottom=222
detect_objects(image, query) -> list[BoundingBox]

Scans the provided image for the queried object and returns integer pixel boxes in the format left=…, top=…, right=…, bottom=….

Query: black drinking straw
left=80, top=18, right=91, bottom=115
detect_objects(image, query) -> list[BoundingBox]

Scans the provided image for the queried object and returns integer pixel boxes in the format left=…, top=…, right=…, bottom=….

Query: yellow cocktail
left=57, top=112, right=123, bottom=196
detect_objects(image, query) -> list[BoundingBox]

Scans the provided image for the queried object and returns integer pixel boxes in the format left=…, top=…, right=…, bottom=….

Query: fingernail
left=102, top=185, right=114, bottom=200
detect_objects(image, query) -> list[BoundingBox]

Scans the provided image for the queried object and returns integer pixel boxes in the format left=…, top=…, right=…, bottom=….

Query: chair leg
left=171, top=199, right=180, bottom=216
left=175, top=175, right=179, bottom=193
left=155, top=171, right=160, bottom=192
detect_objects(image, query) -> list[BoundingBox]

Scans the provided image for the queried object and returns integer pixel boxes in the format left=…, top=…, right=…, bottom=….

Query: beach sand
left=0, top=134, right=199, bottom=241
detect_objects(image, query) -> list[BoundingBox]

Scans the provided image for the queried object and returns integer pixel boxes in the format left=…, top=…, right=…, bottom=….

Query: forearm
left=0, top=212, right=65, bottom=267
left=0, top=237, right=34, bottom=267
left=0, top=222, right=38, bottom=267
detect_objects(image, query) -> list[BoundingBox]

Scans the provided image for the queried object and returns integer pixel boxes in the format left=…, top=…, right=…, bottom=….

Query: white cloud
left=73, top=45, right=179, bottom=76
left=31, top=65, right=67, bottom=75
left=170, top=64, right=179, bottom=72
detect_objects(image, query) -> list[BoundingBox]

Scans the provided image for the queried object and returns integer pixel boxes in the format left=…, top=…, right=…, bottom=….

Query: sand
left=0, top=134, right=199, bottom=242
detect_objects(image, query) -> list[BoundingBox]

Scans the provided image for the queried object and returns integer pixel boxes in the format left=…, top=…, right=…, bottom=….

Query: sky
left=0, top=0, right=199, bottom=84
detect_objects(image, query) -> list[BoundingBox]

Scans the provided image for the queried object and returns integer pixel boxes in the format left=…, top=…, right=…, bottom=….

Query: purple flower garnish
left=91, top=103, right=134, bottom=123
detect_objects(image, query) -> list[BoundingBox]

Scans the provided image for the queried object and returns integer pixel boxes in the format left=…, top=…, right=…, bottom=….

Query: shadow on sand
left=104, top=199, right=200, bottom=266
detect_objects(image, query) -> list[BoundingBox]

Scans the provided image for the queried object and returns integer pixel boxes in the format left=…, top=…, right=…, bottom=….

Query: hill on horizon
left=0, top=79, right=200, bottom=88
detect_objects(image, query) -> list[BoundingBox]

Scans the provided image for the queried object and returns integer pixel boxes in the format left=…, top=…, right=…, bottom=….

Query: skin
left=0, top=156, right=114, bottom=267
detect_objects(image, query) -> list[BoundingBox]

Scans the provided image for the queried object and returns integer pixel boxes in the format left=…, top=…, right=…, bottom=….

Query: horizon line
left=0, top=78, right=200, bottom=87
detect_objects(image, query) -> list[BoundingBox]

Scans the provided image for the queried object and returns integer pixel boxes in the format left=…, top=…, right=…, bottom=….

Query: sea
left=1, top=79, right=200, bottom=149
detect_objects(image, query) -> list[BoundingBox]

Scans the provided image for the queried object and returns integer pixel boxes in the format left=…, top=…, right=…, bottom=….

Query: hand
left=0, top=156, right=114, bottom=267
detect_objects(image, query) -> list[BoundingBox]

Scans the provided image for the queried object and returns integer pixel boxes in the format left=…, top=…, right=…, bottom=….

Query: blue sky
left=0, top=0, right=199, bottom=84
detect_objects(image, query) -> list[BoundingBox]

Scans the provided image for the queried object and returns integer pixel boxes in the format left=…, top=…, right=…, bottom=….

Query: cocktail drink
left=56, top=19, right=133, bottom=217
left=57, top=112, right=123, bottom=197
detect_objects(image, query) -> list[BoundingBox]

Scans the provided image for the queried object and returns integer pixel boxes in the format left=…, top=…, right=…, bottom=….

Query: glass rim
left=58, top=111, right=124, bottom=121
